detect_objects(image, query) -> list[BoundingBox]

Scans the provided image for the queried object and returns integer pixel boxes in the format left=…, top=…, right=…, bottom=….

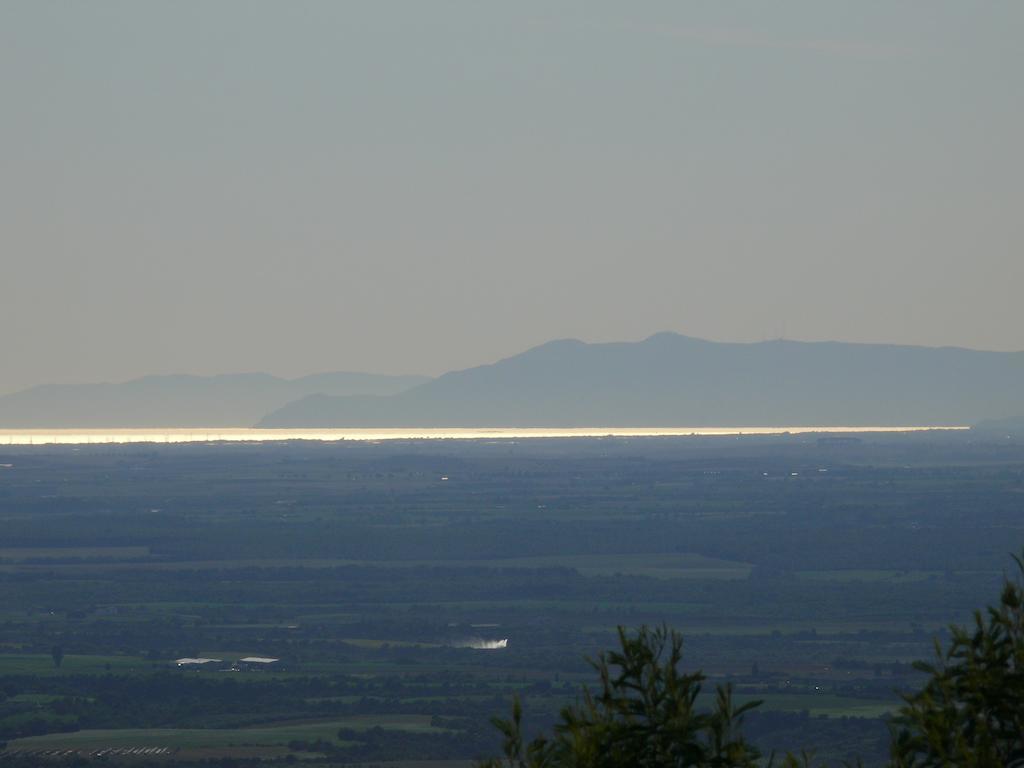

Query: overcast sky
left=1, top=2, right=1021, bottom=393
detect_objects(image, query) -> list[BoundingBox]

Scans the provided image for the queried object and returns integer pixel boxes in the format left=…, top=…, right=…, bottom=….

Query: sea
left=0, top=426, right=967, bottom=446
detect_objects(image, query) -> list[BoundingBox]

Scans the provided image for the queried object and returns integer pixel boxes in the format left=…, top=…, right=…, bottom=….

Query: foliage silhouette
left=477, top=625, right=762, bottom=768
left=481, top=551, right=1024, bottom=767
left=888, top=552, right=1024, bottom=767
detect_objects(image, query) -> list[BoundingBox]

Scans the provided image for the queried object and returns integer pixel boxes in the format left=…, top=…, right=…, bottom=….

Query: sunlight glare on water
left=0, top=426, right=967, bottom=446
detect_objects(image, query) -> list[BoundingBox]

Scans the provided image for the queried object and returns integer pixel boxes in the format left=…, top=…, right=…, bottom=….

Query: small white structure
left=175, top=657, right=221, bottom=666
left=234, top=656, right=281, bottom=670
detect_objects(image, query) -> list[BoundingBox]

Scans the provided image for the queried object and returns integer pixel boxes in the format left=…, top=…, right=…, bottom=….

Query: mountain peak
left=259, top=336, right=1024, bottom=428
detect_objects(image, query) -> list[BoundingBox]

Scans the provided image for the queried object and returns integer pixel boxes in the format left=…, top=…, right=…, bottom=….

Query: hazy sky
left=2, top=2, right=1022, bottom=393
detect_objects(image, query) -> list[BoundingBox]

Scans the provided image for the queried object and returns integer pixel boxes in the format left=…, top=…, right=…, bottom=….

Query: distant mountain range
left=258, top=334, right=1024, bottom=428
left=3, top=334, right=1022, bottom=430
left=0, top=372, right=428, bottom=428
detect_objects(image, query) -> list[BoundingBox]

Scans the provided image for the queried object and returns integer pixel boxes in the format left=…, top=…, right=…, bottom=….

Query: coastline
left=0, top=425, right=970, bottom=446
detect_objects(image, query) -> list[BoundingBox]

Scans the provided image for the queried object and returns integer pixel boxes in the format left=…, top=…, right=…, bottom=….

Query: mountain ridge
left=258, top=333, right=1024, bottom=428
left=0, top=371, right=429, bottom=428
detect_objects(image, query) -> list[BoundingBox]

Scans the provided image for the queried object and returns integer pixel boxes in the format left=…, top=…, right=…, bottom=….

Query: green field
left=0, top=654, right=149, bottom=676
left=714, top=693, right=896, bottom=718
left=6, top=714, right=442, bottom=752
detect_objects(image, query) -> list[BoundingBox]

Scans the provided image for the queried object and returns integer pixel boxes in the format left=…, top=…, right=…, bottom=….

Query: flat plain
left=0, top=430, right=1021, bottom=765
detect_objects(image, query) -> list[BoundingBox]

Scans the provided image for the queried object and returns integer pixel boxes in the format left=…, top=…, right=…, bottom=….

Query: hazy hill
left=259, top=333, right=1024, bottom=428
left=0, top=372, right=429, bottom=428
